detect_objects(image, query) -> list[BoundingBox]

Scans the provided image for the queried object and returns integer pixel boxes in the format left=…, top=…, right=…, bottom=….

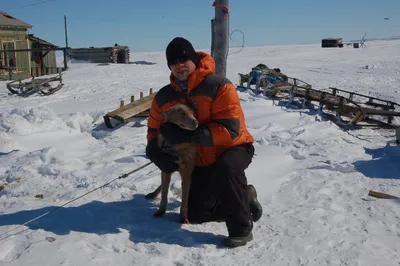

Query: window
left=2, top=42, right=16, bottom=68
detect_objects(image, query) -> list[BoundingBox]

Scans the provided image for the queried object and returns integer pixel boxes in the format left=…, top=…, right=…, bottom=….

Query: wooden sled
left=272, top=82, right=400, bottom=128
left=103, top=88, right=156, bottom=128
left=6, top=73, right=64, bottom=96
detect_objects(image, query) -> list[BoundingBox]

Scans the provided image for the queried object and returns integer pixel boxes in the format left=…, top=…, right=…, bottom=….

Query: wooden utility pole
left=211, top=0, right=229, bottom=77
left=63, top=15, right=69, bottom=71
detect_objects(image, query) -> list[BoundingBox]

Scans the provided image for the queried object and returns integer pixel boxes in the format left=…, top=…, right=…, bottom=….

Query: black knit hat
left=166, top=37, right=199, bottom=68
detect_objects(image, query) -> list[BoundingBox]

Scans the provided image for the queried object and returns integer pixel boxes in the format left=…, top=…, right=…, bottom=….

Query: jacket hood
left=169, top=51, right=215, bottom=93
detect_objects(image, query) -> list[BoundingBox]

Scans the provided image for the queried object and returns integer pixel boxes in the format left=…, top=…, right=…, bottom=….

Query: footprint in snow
left=308, top=161, right=356, bottom=173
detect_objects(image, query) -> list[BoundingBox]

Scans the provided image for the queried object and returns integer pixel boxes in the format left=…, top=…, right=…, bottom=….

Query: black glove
left=159, top=122, right=200, bottom=145
left=145, top=138, right=179, bottom=173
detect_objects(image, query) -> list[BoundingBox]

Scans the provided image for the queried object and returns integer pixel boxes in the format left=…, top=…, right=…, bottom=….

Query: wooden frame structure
left=103, top=88, right=156, bottom=128
left=0, top=47, right=69, bottom=71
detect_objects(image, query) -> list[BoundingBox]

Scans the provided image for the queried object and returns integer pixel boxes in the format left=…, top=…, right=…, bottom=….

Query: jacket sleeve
left=198, top=82, right=242, bottom=147
left=146, top=97, right=163, bottom=142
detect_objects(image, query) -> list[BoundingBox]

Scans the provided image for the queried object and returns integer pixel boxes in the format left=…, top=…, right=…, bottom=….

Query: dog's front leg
left=154, top=172, right=171, bottom=217
left=178, top=165, right=195, bottom=224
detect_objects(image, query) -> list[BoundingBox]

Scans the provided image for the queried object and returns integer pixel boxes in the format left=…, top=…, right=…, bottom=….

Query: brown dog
left=145, top=103, right=198, bottom=224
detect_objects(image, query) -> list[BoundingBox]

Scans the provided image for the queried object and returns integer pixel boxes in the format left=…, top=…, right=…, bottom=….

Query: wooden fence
left=31, top=66, right=64, bottom=77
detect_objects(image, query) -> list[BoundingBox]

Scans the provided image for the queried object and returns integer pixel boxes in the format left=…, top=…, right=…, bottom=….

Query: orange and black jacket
left=147, top=52, right=254, bottom=167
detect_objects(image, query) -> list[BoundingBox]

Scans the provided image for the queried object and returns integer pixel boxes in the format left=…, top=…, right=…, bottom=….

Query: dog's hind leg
left=145, top=185, right=161, bottom=199
left=153, top=172, right=171, bottom=217
left=178, top=162, right=196, bottom=224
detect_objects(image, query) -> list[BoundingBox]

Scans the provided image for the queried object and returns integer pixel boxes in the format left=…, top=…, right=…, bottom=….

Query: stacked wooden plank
left=110, top=46, right=130, bottom=63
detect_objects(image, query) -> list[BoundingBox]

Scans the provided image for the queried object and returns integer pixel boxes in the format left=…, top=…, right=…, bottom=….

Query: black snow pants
left=187, top=142, right=255, bottom=237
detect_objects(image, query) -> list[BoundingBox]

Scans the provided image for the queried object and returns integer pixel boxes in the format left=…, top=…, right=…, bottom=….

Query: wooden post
left=63, top=50, right=68, bottom=72
left=63, top=15, right=69, bottom=71
left=369, top=190, right=399, bottom=199
left=149, top=88, right=153, bottom=94
left=210, top=19, right=216, bottom=58
left=140, top=92, right=144, bottom=99
left=120, top=100, right=124, bottom=107
left=211, top=0, right=229, bottom=77
left=130, top=96, right=135, bottom=103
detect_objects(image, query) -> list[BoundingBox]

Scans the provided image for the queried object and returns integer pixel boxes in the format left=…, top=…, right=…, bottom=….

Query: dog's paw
left=153, top=209, right=165, bottom=217
left=179, top=216, right=190, bottom=224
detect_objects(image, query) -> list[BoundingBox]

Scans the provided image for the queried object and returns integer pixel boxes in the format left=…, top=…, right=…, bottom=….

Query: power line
left=3, top=0, right=55, bottom=12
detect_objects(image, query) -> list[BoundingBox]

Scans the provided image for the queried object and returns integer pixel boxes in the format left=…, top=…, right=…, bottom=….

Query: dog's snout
left=192, top=119, right=198, bottom=128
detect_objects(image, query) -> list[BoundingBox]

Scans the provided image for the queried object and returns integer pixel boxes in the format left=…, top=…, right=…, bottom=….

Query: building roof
left=0, top=11, right=32, bottom=28
left=28, top=34, right=58, bottom=47
left=322, top=38, right=342, bottom=40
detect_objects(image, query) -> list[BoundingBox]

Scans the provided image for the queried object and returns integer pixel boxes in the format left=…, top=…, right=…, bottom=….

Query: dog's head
left=161, top=103, right=198, bottom=130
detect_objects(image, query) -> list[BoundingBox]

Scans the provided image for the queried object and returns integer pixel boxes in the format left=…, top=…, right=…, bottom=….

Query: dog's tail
left=145, top=185, right=161, bottom=199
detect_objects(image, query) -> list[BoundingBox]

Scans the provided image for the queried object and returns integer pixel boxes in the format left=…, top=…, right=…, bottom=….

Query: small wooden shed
left=321, top=38, right=343, bottom=48
left=68, top=45, right=130, bottom=64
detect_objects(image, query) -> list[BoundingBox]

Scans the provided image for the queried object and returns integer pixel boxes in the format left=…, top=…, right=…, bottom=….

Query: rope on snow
left=0, top=161, right=154, bottom=241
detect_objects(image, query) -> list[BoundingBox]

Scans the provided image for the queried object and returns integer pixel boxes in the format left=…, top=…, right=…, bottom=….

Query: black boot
left=223, top=232, right=253, bottom=248
left=248, top=184, right=263, bottom=222
left=223, top=220, right=254, bottom=248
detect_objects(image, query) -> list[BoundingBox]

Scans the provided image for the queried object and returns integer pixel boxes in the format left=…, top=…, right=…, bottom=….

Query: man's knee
left=187, top=165, right=218, bottom=223
left=214, top=143, right=255, bottom=177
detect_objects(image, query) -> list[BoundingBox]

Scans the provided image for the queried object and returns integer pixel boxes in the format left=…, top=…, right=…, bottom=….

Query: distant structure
left=68, top=45, right=130, bottom=64
left=360, top=32, right=367, bottom=48
left=321, top=38, right=343, bottom=48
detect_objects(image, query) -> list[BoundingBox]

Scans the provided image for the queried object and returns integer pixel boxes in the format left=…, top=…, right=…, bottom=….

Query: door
left=2, top=42, right=16, bottom=68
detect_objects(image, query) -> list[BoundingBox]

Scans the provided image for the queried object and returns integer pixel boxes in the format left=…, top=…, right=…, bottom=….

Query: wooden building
left=0, top=11, right=59, bottom=80
left=68, top=45, right=130, bottom=64
left=321, top=38, right=343, bottom=48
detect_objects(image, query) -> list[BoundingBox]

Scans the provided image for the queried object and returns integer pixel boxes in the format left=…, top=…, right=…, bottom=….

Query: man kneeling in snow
left=145, top=37, right=263, bottom=248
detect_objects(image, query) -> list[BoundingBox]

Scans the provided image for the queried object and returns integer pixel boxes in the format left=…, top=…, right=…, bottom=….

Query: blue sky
left=2, top=0, right=399, bottom=52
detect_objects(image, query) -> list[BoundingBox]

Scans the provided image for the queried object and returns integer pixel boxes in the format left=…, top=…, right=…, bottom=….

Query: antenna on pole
left=360, top=32, right=367, bottom=48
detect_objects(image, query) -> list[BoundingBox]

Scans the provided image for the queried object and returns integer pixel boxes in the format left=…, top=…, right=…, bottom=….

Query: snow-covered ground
left=0, top=40, right=399, bottom=266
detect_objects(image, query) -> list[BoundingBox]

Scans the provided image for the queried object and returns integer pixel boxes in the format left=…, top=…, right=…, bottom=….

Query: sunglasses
left=169, top=56, right=190, bottom=66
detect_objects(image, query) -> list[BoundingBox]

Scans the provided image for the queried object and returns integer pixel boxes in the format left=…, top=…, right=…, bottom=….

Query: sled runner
left=6, top=73, right=64, bottom=96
